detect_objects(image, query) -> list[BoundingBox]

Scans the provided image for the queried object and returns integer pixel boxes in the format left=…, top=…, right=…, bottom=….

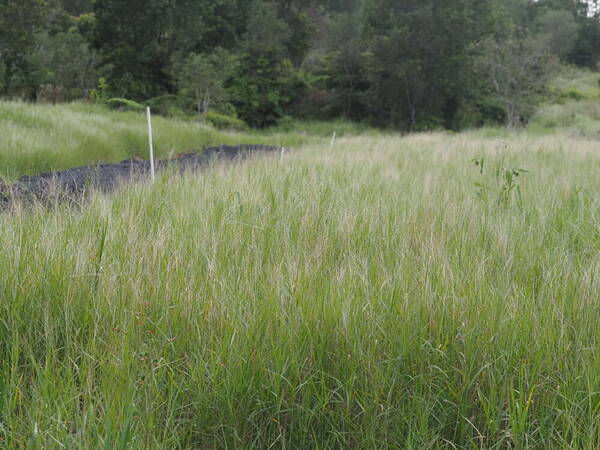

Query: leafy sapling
left=472, top=157, right=528, bottom=208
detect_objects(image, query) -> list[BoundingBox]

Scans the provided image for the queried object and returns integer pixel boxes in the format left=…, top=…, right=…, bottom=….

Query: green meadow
left=0, top=101, right=364, bottom=181
left=0, top=69, right=599, bottom=448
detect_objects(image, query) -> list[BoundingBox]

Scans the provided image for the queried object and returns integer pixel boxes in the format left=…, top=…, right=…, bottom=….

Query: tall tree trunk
left=406, top=84, right=417, bottom=131
left=2, top=61, right=15, bottom=96
left=505, top=102, right=519, bottom=128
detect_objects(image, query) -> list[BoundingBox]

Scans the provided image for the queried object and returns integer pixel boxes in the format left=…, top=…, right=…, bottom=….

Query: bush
left=145, top=94, right=192, bottom=118
left=204, top=111, right=248, bottom=131
left=106, top=97, right=145, bottom=112
left=88, top=78, right=109, bottom=103
left=277, top=115, right=295, bottom=132
left=414, top=116, right=446, bottom=132
left=563, top=88, right=585, bottom=101
left=267, top=118, right=380, bottom=137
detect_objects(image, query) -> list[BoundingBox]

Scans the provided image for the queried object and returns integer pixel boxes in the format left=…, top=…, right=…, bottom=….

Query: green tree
left=534, top=9, right=579, bottom=60
left=571, top=16, right=600, bottom=67
left=30, top=29, right=99, bottom=102
left=92, top=0, right=259, bottom=101
left=476, top=36, right=558, bottom=128
left=0, top=0, right=47, bottom=97
left=92, top=0, right=209, bottom=99
left=530, top=0, right=600, bottom=67
left=62, top=0, right=93, bottom=15
left=176, top=49, right=238, bottom=118
left=274, top=0, right=319, bottom=65
left=228, top=0, right=295, bottom=127
left=360, top=0, right=500, bottom=129
left=320, top=10, right=370, bottom=118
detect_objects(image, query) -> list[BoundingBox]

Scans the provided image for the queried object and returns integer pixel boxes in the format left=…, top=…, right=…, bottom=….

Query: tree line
left=1, top=0, right=599, bottom=130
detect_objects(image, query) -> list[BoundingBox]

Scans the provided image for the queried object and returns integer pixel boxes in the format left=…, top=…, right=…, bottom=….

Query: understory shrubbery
left=144, top=94, right=192, bottom=118
left=528, top=68, right=600, bottom=137
left=106, top=97, right=145, bottom=112
left=204, top=111, right=248, bottom=131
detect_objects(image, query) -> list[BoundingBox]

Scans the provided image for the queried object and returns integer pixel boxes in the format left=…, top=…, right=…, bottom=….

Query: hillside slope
left=530, top=67, right=600, bottom=138
left=0, top=102, right=322, bottom=180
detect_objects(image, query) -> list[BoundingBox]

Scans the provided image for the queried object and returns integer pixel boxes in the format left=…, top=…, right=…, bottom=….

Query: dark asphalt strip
left=0, top=145, right=283, bottom=209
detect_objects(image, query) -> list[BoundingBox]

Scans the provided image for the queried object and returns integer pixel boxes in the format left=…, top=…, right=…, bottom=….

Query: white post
left=146, top=106, right=155, bottom=182
left=330, top=131, right=337, bottom=149
left=280, top=147, right=286, bottom=162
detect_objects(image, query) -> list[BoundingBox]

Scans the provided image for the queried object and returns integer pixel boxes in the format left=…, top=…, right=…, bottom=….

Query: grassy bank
left=529, top=67, right=600, bottom=138
left=1, top=132, right=599, bottom=447
left=0, top=101, right=350, bottom=180
left=1, top=66, right=596, bottom=182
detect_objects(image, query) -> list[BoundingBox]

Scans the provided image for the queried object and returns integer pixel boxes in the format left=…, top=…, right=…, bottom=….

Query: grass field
left=0, top=102, right=373, bottom=181
left=1, top=68, right=600, bottom=448
left=1, top=129, right=599, bottom=448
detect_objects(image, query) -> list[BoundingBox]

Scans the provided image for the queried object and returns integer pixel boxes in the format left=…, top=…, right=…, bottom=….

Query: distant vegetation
left=2, top=66, right=597, bottom=181
left=0, top=100, right=380, bottom=180
left=1, top=0, right=599, bottom=131
left=529, top=67, right=600, bottom=138
left=1, top=2, right=600, bottom=449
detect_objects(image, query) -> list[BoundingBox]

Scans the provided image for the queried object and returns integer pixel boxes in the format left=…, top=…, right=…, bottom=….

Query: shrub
left=204, top=111, right=248, bottom=131
left=414, top=116, right=446, bottom=132
left=145, top=94, right=191, bottom=118
left=277, top=115, right=295, bottom=132
left=88, top=77, right=109, bottom=103
left=563, top=88, right=585, bottom=101
left=106, top=97, right=145, bottom=112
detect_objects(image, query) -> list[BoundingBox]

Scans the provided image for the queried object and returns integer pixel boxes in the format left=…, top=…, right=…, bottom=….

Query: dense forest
left=1, top=0, right=599, bottom=130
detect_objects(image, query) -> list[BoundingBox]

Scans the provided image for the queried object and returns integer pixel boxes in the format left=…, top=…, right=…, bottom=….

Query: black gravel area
left=0, top=145, right=283, bottom=209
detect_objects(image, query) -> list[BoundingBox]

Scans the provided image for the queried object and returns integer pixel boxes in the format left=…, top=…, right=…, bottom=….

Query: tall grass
left=529, top=67, right=600, bottom=139
left=267, top=118, right=384, bottom=138
left=0, top=101, right=323, bottom=180
left=1, top=132, right=599, bottom=448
